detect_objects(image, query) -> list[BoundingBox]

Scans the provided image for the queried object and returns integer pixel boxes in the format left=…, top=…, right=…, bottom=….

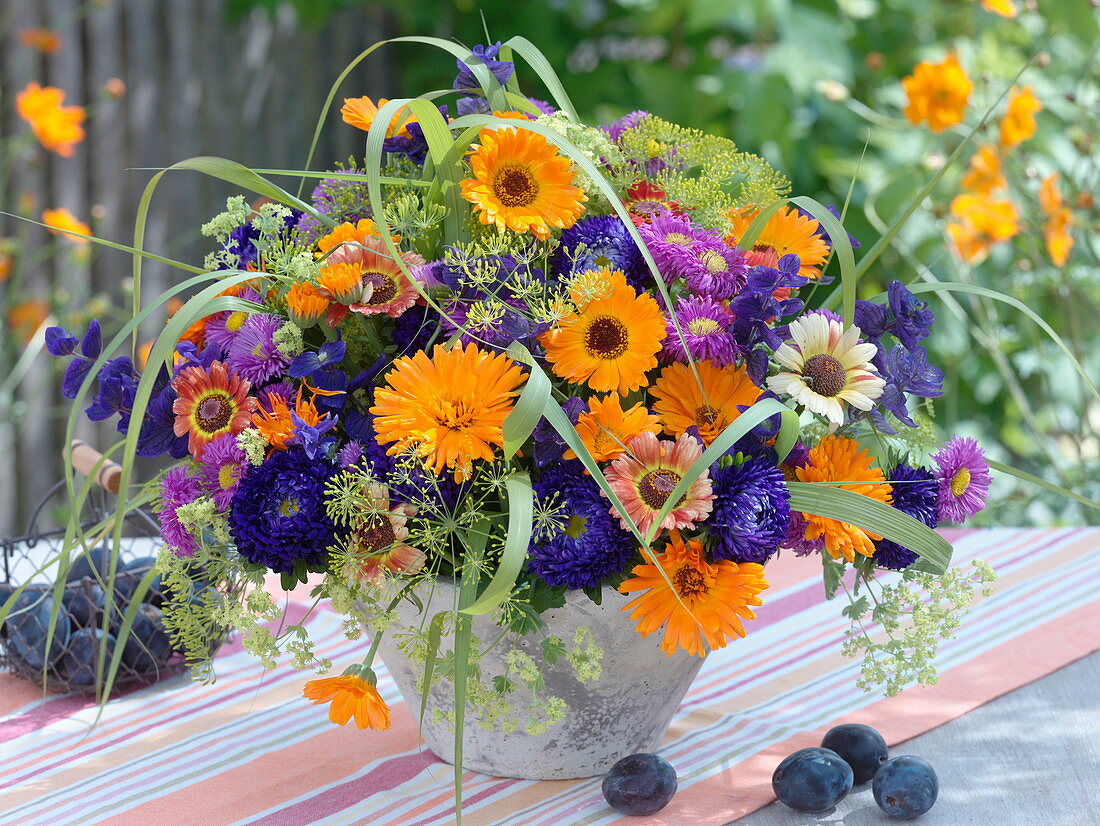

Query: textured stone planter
left=375, top=579, right=706, bottom=780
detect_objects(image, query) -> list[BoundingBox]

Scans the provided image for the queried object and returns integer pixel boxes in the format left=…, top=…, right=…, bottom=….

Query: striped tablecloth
left=1, top=527, right=1097, bottom=825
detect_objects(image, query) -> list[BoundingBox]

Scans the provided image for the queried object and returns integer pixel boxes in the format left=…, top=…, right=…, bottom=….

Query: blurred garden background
left=1, top=0, right=1096, bottom=532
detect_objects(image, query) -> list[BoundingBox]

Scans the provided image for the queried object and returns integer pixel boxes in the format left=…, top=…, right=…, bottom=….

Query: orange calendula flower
left=960, top=144, right=1005, bottom=196
left=42, top=208, right=91, bottom=244
left=566, top=394, right=662, bottom=463
left=19, top=28, right=62, bottom=54
left=619, top=531, right=768, bottom=657
left=16, top=82, right=85, bottom=157
left=946, top=193, right=1019, bottom=264
left=303, top=666, right=391, bottom=730
left=1039, top=173, right=1074, bottom=266
left=370, top=343, right=527, bottom=481
left=902, top=53, right=972, bottom=133
left=340, top=96, right=416, bottom=138
left=651, top=361, right=762, bottom=447
left=794, top=435, right=893, bottom=562
left=285, top=281, right=330, bottom=327
left=460, top=126, right=587, bottom=241
left=999, top=86, right=1041, bottom=148
left=540, top=278, right=664, bottom=396
left=725, top=205, right=829, bottom=279
left=171, top=361, right=256, bottom=459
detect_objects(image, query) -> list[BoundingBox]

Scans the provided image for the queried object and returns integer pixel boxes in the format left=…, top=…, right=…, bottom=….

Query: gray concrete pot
left=375, top=579, right=706, bottom=780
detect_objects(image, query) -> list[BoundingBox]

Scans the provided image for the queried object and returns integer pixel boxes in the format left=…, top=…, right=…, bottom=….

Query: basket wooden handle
left=66, top=440, right=122, bottom=494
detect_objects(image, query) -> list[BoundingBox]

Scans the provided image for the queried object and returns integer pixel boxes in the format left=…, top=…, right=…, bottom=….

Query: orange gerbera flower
left=340, top=96, right=415, bottom=138
left=946, top=193, right=1019, bottom=264
left=460, top=126, right=587, bottom=241
left=725, top=205, right=829, bottom=279
left=303, top=667, right=391, bottom=730
left=651, top=361, right=762, bottom=446
left=619, top=531, right=768, bottom=657
left=16, top=82, right=85, bottom=157
left=540, top=280, right=664, bottom=395
left=42, top=208, right=90, bottom=244
left=960, top=144, right=1005, bottom=196
left=794, top=435, right=893, bottom=562
left=286, top=282, right=330, bottom=327
left=999, top=86, right=1041, bottom=148
left=902, top=53, right=972, bottom=133
left=1039, top=173, right=1074, bottom=266
left=171, top=361, right=256, bottom=459
left=370, top=343, right=527, bottom=481
left=565, top=394, right=662, bottom=463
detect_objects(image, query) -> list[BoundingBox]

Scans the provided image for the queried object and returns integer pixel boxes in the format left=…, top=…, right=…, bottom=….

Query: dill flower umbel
left=303, top=665, right=391, bottom=730
left=651, top=360, right=762, bottom=446
left=726, top=205, right=828, bottom=279
left=618, top=530, right=768, bottom=657
left=171, top=361, right=256, bottom=459
left=794, top=435, right=893, bottom=562
left=902, top=53, right=972, bottom=133
left=460, top=125, right=587, bottom=240
left=932, top=436, right=991, bottom=523
left=370, top=343, right=527, bottom=481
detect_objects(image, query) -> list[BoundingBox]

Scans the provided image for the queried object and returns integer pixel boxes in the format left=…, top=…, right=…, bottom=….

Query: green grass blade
left=418, top=610, right=447, bottom=731
left=987, top=460, right=1100, bottom=512
left=502, top=36, right=580, bottom=121
left=789, top=195, right=856, bottom=325
left=502, top=348, right=550, bottom=458
left=460, top=472, right=533, bottom=616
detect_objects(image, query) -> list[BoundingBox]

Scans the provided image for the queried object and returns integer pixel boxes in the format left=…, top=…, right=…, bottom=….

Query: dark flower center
left=695, top=404, right=721, bottom=426
left=359, top=515, right=397, bottom=554
left=802, top=353, right=847, bottom=397
left=585, top=316, right=629, bottom=360
left=196, top=393, right=234, bottom=432
left=673, top=564, right=707, bottom=599
left=365, top=273, right=397, bottom=306
left=493, top=164, right=539, bottom=207
left=638, top=468, right=681, bottom=510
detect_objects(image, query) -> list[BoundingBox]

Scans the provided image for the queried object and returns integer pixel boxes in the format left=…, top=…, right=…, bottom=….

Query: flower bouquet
left=38, top=36, right=1002, bottom=806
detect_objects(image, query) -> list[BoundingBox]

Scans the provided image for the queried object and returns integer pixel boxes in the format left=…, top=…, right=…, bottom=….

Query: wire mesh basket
left=0, top=442, right=227, bottom=694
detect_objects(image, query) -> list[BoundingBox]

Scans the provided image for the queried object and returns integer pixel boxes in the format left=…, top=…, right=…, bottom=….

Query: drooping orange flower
left=303, top=668, right=391, bottom=730
left=171, top=361, right=256, bottom=459
left=19, top=28, right=62, bottom=54
left=651, top=361, right=763, bottom=446
left=902, top=53, right=972, bottom=133
left=285, top=281, right=330, bottom=327
left=252, top=389, right=329, bottom=451
left=42, top=208, right=91, bottom=244
left=999, top=86, right=1041, bottom=148
left=619, top=531, right=768, bottom=657
left=1039, top=173, right=1074, bottom=266
left=16, top=82, right=85, bottom=157
left=725, top=205, right=829, bottom=279
left=340, top=96, right=415, bottom=138
left=370, top=343, right=527, bottom=481
left=460, top=126, right=587, bottom=241
left=960, top=144, right=1005, bottom=196
left=794, top=435, right=893, bottom=562
left=946, top=193, right=1019, bottom=264
left=565, top=394, right=662, bottom=463
left=540, top=279, right=664, bottom=395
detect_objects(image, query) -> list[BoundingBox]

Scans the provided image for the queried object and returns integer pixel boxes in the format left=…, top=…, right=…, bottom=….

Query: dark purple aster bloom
left=45, top=326, right=78, bottom=356
left=392, top=304, right=441, bottom=358
left=887, top=280, right=935, bottom=350
left=529, top=461, right=636, bottom=589
left=532, top=396, right=585, bottom=468
left=662, top=295, right=738, bottom=366
left=682, top=239, right=748, bottom=300
left=873, top=464, right=938, bottom=571
left=289, top=409, right=338, bottom=460
left=707, top=456, right=790, bottom=564
left=453, top=42, right=515, bottom=92
left=877, top=345, right=944, bottom=427
left=157, top=466, right=204, bottom=558
left=226, top=314, right=290, bottom=385
left=289, top=339, right=346, bottom=379
left=552, top=215, right=649, bottom=290
left=228, top=446, right=347, bottom=575
left=785, top=512, right=824, bottom=557
left=796, top=204, right=861, bottom=250
left=932, top=437, right=991, bottom=524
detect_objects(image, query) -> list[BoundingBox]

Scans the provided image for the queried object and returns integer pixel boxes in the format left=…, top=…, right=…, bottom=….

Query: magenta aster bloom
left=681, top=238, right=748, bottom=299
left=227, top=313, right=290, bottom=385
left=258, top=380, right=295, bottom=411
left=157, top=466, right=203, bottom=557
left=785, top=512, right=824, bottom=557
left=638, top=211, right=713, bottom=284
left=662, top=295, right=738, bottom=366
left=197, top=432, right=250, bottom=510
left=932, top=436, right=992, bottom=523
left=204, top=288, right=264, bottom=352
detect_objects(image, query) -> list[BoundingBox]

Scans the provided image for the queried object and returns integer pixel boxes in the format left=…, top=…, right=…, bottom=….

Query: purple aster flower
left=784, top=512, right=825, bottom=557
left=453, top=42, right=515, bottom=92
left=529, top=98, right=557, bottom=115
left=532, top=396, right=585, bottom=468
left=226, top=313, right=290, bottom=385
left=337, top=440, right=364, bottom=468
left=932, top=437, right=992, bottom=523
left=682, top=238, right=748, bottom=300
left=157, top=466, right=203, bottom=558
left=257, top=381, right=295, bottom=412
left=638, top=211, right=714, bottom=283
left=873, top=464, right=938, bottom=571
left=529, top=462, right=636, bottom=589
left=602, top=110, right=650, bottom=143
left=204, top=288, right=264, bottom=352
left=196, top=433, right=250, bottom=510
left=552, top=215, right=649, bottom=289
left=888, top=280, right=935, bottom=350
left=228, top=446, right=347, bottom=575
left=662, top=295, right=738, bottom=366
left=707, top=456, right=791, bottom=564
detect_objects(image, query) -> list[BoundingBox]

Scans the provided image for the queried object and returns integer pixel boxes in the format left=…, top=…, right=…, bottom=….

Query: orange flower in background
left=566, top=394, right=662, bottom=463
left=341, top=96, right=416, bottom=138
left=303, top=668, right=391, bottom=730
left=1038, top=172, right=1063, bottom=214
left=0, top=253, right=12, bottom=283
left=725, top=205, right=829, bottom=279
left=618, top=531, right=769, bottom=657
left=999, top=86, right=1041, bottom=148
left=946, top=193, right=1019, bottom=264
left=972, top=0, right=1017, bottom=16
left=1039, top=173, right=1074, bottom=266
left=794, top=435, right=893, bottom=562
left=7, top=300, right=50, bottom=344
left=651, top=361, right=762, bottom=446
left=460, top=126, right=587, bottom=241
left=19, top=28, right=61, bottom=54
left=960, top=144, right=1005, bottom=196
left=902, top=53, right=972, bottom=133
left=42, top=208, right=91, bottom=244
left=16, top=82, right=85, bottom=156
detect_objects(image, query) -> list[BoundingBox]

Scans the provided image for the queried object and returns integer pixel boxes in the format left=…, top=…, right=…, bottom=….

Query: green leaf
left=502, top=346, right=551, bottom=459
left=460, top=472, right=533, bottom=616
left=987, top=460, right=1100, bottom=513
left=418, top=611, right=447, bottom=731
left=789, top=195, right=856, bottom=324
left=822, top=554, right=845, bottom=600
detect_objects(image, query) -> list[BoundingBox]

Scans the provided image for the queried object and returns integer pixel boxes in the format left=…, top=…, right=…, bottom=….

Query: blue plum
left=65, top=546, right=113, bottom=582
left=602, top=753, right=678, bottom=815
left=873, top=755, right=938, bottom=819
left=4, top=590, right=71, bottom=670
left=822, top=723, right=889, bottom=784
left=61, top=627, right=116, bottom=689
left=121, top=604, right=174, bottom=673
left=772, top=747, right=854, bottom=814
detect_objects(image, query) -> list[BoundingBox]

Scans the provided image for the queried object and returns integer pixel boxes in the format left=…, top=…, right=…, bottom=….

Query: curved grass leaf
left=502, top=347, right=551, bottom=458
left=460, top=472, right=533, bottom=617
left=987, top=460, right=1100, bottom=512
left=789, top=195, right=856, bottom=325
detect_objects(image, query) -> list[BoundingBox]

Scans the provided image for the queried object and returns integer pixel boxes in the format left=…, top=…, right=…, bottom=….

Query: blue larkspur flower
left=529, top=462, right=636, bottom=589
left=288, top=339, right=346, bottom=379
left=873, top=464, right=938, bottom=570
left=887, top=280, right=935, bottom=350
left=552, top=215, right=649, bottom=289
left=707, top=456, right=790, bottom=564
left=228, top=447, right=347, bottom=575
left=877, top=345, right=944, bottom=427
left=453, top=42, right=515, bottom=92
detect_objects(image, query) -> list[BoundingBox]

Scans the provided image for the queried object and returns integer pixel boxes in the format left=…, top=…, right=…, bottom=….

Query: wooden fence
left=1, top=0, right=400, bottom=533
